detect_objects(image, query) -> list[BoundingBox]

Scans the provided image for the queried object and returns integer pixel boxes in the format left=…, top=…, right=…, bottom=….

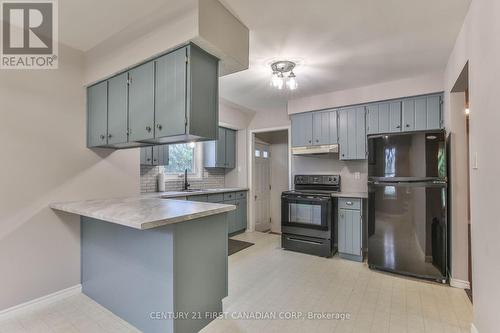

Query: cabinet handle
left=156, top=124, right=162, bottom=131
left=108, top=134, right=112, bottom=138
left=99, top=134, right=105, bottom=140
left=146, top=126, right=152, bottom=133
left=346, top=201, right=353, bottom=205
left=406, top=124, right=410, bottom=128
left=153, top=159, right=157, bottom=162
left=308, top=140, right=312, bottom=143
left=396, top=125, right=401, bottom=129
left=315, top=139, right=319, bottom=143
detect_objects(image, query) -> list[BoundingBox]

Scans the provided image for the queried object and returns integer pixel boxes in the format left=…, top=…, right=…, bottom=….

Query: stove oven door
left=281, top=194, right=332, bottom=238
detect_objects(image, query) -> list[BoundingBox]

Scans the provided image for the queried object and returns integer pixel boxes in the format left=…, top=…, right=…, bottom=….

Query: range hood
left=292, top=144, right=339, bottom=156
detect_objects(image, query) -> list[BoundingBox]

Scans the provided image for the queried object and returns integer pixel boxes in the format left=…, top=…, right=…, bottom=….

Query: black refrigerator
left=367, top=130, right=448, bottom=283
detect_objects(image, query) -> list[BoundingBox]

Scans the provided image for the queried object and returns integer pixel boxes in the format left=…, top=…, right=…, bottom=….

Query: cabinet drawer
left=207, top=193, right=224, bottom=203
left=338, top=198, right=361, bottom=210
left=223, top=192, right=236, bottom=200
left=235, top=191, right=247, bottom=199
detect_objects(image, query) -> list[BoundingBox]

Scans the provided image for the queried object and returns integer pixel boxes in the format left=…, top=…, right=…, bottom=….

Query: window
left=263, top=151, right=269, bottom=159
left=165, top=143, right=196, bottom=175
left=255, top=149, right=261, bottom=157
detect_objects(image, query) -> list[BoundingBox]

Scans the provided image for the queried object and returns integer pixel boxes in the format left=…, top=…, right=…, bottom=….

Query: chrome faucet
left=183, top=169, right=191, bottom=191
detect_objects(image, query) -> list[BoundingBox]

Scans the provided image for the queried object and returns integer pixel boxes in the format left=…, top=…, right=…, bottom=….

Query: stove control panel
left=294, top=175, right=340, bottom=185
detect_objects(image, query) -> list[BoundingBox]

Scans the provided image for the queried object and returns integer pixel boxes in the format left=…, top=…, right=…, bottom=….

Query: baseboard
left=0, top=284, right=82, bottom=320
left=450, top=278, right=471, bottom=289
left=471, top=323, right=479, bottom=333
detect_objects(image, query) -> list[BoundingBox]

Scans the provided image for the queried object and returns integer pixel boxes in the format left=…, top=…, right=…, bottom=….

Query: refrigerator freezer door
left=367, top=182, right=447, bottom=281
left=367, top=131, right=447, bottom=180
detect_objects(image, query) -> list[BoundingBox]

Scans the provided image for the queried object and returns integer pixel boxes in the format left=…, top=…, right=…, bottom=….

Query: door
left=87, top=81, right=108, bottom=147
left=367, top=104, right=379, bottom=135
left=155, top=47, right=187, bottom=138
left=389, top=101, right=402, bottom=132
left=216, top=127, right=226, bottom=168
left=338, top=209, right=362, bottom=256
left=338, top=109, right=349, bottom=159
left=368, top=182, right=447, bottom=280
left=367, top=131, right=446, bottom=180
left=128, top=62, right=155, bottom=141
left=253, top=141, right=271, bottom=232
left=291, top=113, right=313, bottom=147
left=140, top=147, right=153, bottom=165
left=426, top=95, right=442, bottom=130
left=107, top=73, right=128, bottom=145
left=225, top=129, right=236, bottom=169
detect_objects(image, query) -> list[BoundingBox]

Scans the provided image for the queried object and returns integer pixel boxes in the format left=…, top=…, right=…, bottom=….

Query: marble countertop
left=50, top=196, right=236, bottom=230
left=331, top=191, right=368, bottom=199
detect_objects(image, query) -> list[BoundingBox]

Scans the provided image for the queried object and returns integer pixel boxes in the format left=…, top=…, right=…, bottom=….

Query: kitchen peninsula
left=50, top=195, right=235, bottom=333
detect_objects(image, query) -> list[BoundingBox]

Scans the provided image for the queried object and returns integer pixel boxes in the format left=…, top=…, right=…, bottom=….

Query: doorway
left=249, top=128, right=291, bottom=234
left=450, top=62, right=472, bottom=301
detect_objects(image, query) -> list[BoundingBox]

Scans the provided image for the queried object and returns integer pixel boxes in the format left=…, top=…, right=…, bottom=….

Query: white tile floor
left=0, top=232, right=473, bottom=333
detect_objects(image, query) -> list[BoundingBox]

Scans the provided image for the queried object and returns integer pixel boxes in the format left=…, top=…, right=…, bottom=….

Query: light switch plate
left=354, top=172, right=360, bottom=179
left=472, top=152, right=478, bottom=170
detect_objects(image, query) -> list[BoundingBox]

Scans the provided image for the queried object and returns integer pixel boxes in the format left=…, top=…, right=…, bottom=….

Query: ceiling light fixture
left=270, top=60, right=297, bottom=91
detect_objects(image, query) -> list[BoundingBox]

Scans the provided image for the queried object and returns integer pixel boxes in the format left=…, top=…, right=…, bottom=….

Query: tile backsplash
left=141, top=165, right=225, bottom=193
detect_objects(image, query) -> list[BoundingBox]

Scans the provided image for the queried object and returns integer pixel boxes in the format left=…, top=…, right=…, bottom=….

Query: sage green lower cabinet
left=203, top=127, right=236, bottom=169
left=140, top=145, right=169, bottom=166
left=338, top=198, right=363, bottom=262
left=217, top=191, right=247, bottom=235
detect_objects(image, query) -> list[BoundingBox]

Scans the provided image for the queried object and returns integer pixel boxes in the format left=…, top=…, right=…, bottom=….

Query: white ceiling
left=218, top=0, right=471, bottom=112
left=57, top=0, right=471, bottom=112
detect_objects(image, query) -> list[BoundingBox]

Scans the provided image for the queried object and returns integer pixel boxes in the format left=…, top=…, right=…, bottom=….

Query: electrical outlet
left=472, top=152, right=478, bottom=170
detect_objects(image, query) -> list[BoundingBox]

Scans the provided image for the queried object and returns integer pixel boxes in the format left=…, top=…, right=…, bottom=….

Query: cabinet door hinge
left=185, top=56, right=189, bottom=64
left=127, top=78, right=132, bottom=85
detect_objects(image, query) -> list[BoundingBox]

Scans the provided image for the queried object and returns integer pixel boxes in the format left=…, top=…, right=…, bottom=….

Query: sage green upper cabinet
left=140, top=145, right=169, bottom=166
left=291, top=113, right=313, bottom=147
left=87, top=81, right=108, bottom=147
left=338, top=106, right=366, bottom=160
left=203, top=127, right=236, bottom=169
left=107, top=73, right=129, bottom=145
left=225, top=129, right=236, bottom=169
left=312, top=110, right=338, bottom=145
left=367, top=94, right=443, bottom=135
left=154, top=47, right=187, bottom=138
left=128, top=62, right=155, bottom=142
left=87, top=43, right=219, bottom=149
left=389, top=101, right=402, bottom=132
left=402, top=94, right=443, bottom=131
left=152, top=44, right=219, bottom=144
left=367, top=101, right=402, bottom=134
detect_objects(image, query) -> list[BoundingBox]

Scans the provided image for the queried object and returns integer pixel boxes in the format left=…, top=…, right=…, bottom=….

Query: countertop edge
left=50, top=201, right=236, bottom=230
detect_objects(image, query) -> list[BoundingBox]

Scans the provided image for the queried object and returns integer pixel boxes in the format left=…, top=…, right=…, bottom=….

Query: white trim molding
left=450, top=278, right=471, bottom=289
left=247, top=126, right=292, bottom=233
left=0, top=284, right=82, bottom=320
left=471, top=323, right=479, bottom=333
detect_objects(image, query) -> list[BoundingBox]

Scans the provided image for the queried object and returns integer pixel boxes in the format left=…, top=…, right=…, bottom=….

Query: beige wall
left=0, top=45, right=139, bottom=311
left=288, top=72, right=444, bottom=114
left=444, top=1, right=500, bottom=332
left=219, top=100, right=253, bottom=189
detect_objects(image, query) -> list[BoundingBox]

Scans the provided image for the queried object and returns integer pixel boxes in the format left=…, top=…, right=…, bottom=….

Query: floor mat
left=228, top=239, right=254, bottom=256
